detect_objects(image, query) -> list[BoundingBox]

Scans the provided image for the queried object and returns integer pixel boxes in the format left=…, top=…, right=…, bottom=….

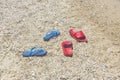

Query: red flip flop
left=62, top=41, right=73, bottom=57
left=69, top=29, right=88, bottom=42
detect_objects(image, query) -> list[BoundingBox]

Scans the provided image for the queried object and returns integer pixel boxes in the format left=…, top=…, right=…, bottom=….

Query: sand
left=0, top=0, right=120, bottom=80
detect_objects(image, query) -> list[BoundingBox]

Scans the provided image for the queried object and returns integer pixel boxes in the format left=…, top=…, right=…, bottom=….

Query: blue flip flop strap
left=46, top=30, right=58, bottom=37
left=29, top=47, right=42, bottom=56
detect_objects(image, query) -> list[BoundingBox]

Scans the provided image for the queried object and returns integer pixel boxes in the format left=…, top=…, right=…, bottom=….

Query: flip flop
left=44, top=30, right=60, bottom=41
left=69, top=29, right=87, bottom=42
left=23, top=47, right=47, bottom=57
left=62, top=40, right=73, bottom=57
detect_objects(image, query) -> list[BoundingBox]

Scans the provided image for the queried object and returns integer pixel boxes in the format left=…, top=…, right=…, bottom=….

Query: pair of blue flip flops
left=23, top=30, right=60, bottom=57
left=23, top=47, right=47, bottom=57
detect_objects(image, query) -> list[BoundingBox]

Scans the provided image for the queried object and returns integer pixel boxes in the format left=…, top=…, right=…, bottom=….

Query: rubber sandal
left=23, top=47, right=47, bottom=57
left=44, top=30, right=60, bottom=41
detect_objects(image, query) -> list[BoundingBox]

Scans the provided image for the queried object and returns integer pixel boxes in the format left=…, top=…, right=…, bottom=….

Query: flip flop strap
left=30, top=47, right=42, bottom=56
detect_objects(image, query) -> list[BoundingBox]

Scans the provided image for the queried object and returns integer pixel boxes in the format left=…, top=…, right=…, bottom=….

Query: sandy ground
left=0, top=0, right=120, bottom=80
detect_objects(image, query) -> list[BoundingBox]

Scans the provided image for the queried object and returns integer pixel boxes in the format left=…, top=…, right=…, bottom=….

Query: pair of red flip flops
left=62, top=29, right=88, bottom=57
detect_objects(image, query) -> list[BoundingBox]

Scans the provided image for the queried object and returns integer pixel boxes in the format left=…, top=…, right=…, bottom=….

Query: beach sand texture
left=0, top=0, right=120, bottom=80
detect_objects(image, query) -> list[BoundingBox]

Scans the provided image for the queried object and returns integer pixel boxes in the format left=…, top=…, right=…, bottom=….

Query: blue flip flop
left=23, top=47, right=47, bottom=57
left=44, top=30, right=60, bottom=41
